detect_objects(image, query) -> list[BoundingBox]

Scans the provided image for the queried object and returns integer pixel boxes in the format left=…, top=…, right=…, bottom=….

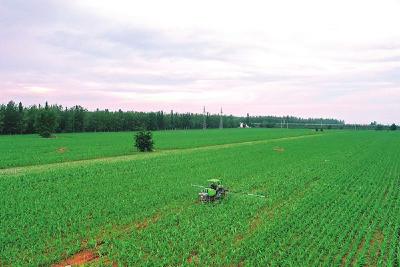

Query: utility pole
left=219, top=107, right=223, bottom=129
left=203, top=106, right=206, bottom=130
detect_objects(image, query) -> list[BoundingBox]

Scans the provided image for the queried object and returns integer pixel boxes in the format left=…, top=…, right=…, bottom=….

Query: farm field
left=0, top=128, right=315, bottom=169
left=1, top=129, right=400, bottom=266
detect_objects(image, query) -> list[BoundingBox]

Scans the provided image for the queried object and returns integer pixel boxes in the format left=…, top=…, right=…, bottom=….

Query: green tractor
left=192, top=179, right=266, bottom=203
left=197, top=179, right=228, bottom=203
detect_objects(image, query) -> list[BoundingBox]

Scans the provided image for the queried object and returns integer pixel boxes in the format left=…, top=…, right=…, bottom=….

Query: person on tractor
left=208, top=179, right=221, bottom=190
left=210, top=182, right=218, bottom=190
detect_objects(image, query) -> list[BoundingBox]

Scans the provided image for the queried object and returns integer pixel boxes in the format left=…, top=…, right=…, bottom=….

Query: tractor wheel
left=200, top=194, right=212, bottom=203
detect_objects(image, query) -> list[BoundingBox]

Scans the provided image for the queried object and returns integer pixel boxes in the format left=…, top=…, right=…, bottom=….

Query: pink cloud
left=1, top=0, right=400, bottom=125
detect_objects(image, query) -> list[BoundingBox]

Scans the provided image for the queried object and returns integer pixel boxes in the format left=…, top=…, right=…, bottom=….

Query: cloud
left=25, top=86, right=54, bottom=94
left=1, top=0, right=400, bottom=124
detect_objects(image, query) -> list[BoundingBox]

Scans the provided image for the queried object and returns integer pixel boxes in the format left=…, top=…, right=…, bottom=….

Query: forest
left=0, top=100, right=344, bottom=135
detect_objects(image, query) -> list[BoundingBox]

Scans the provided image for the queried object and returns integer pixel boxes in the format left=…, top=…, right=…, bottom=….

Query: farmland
left=1, top=129, right=399, bottom=266
left=0, top=128, right=314, bottom=169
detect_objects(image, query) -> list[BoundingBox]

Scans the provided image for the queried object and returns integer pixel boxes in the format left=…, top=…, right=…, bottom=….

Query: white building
left=239, top=122, right=250, bottom=128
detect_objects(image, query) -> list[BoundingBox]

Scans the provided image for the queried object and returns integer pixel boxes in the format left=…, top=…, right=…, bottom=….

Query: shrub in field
left=135, top=130, right=154, bottom=152
left=39, top=131, right=52, bottom=138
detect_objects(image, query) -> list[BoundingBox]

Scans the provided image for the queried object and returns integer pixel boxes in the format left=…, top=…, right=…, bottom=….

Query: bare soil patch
left=135, top=213, right=161, bottom=230
left=366, top=229, right=384, bottom=266
left=101, top=257, right=119, bottom=267
left=249, top=216, right=262, bottom=233
left=273, top=147, right=285, bottom=152
left=135, top=220, right=149, bottom=230
left=52, top=249, right=98, bottom=266
left=351, top=237, right=366, bottom=266
left=187, top=251, right=199, bottom=264
left=57, top=147, right=68, bottom=154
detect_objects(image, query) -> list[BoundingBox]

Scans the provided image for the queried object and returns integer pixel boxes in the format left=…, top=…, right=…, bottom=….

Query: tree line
left=0, top=100, right=345, bottom=135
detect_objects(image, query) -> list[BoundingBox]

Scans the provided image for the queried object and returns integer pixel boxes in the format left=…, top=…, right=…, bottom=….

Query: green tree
left=17, top=102, right=25, bottom=134
left=35, top=102, right=58, bottom=138
left=169, top=110, right=175, bottom=129
left=0, top=104, right=5, bottom=134
left=134, top=130, right=154, bottom=152
left=24, top=105, right=38, bottom=134
left=3, top=101, right=19, bottom=134
left=156, top=111, right=165, bottom=130
left=72, top=105, right=86, bottom=132
left=389, top=123, right=397, bottom=131
left=147, top=112, right=157, bottom=130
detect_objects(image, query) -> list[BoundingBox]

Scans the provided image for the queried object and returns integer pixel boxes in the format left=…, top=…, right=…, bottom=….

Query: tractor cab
left=207, top=179, right=223, bottom=190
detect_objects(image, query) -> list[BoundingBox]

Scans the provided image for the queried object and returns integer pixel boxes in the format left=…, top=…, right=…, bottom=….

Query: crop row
left=0, top=131, right=399, bottom=265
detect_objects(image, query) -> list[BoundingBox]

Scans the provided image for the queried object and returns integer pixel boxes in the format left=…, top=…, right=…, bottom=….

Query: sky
left=1, top=0, right=400, bottom=124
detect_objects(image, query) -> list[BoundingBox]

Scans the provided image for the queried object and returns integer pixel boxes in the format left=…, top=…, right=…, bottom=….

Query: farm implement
left=192, top=179, right=266, bottom=203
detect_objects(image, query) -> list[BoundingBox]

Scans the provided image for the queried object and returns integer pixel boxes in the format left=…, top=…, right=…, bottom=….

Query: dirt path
left=0, top=133, right=322, bottom=176
left=52, top=250, right=98, bottom=267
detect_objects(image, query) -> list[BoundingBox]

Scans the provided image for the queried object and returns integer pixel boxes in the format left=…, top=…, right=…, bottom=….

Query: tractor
left=197, top=179, right=227, bottom=203
left=192, top=179, right=266, bottom=203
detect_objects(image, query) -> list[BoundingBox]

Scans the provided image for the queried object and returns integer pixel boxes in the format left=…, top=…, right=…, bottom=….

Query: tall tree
left=3, top=101, right=19, bottom=134
left=24, top=105, right=38, bottom=134
left=156, top=111, right=165, bottom=130
left=169, top=110, right=174, bottom=129
left=0, top=104, right=5, bottom=134
left=17, top=102, right=25, bottom=134
left=146, top=112, right=157, bottom=130
left=72, top=105, right=86, bottom=132
left=35, top=102, right=58, bottom=138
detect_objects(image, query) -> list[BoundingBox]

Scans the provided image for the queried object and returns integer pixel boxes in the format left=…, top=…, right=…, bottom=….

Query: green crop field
left=1, top=129, right=399, bottom=266
left=0, top=128, right=314, bottom=169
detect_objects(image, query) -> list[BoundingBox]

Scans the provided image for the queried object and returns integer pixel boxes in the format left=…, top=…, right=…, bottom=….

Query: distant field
left=0, top=128, right=315, bottom=168
left=1, top=130, right=399, bottom=266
